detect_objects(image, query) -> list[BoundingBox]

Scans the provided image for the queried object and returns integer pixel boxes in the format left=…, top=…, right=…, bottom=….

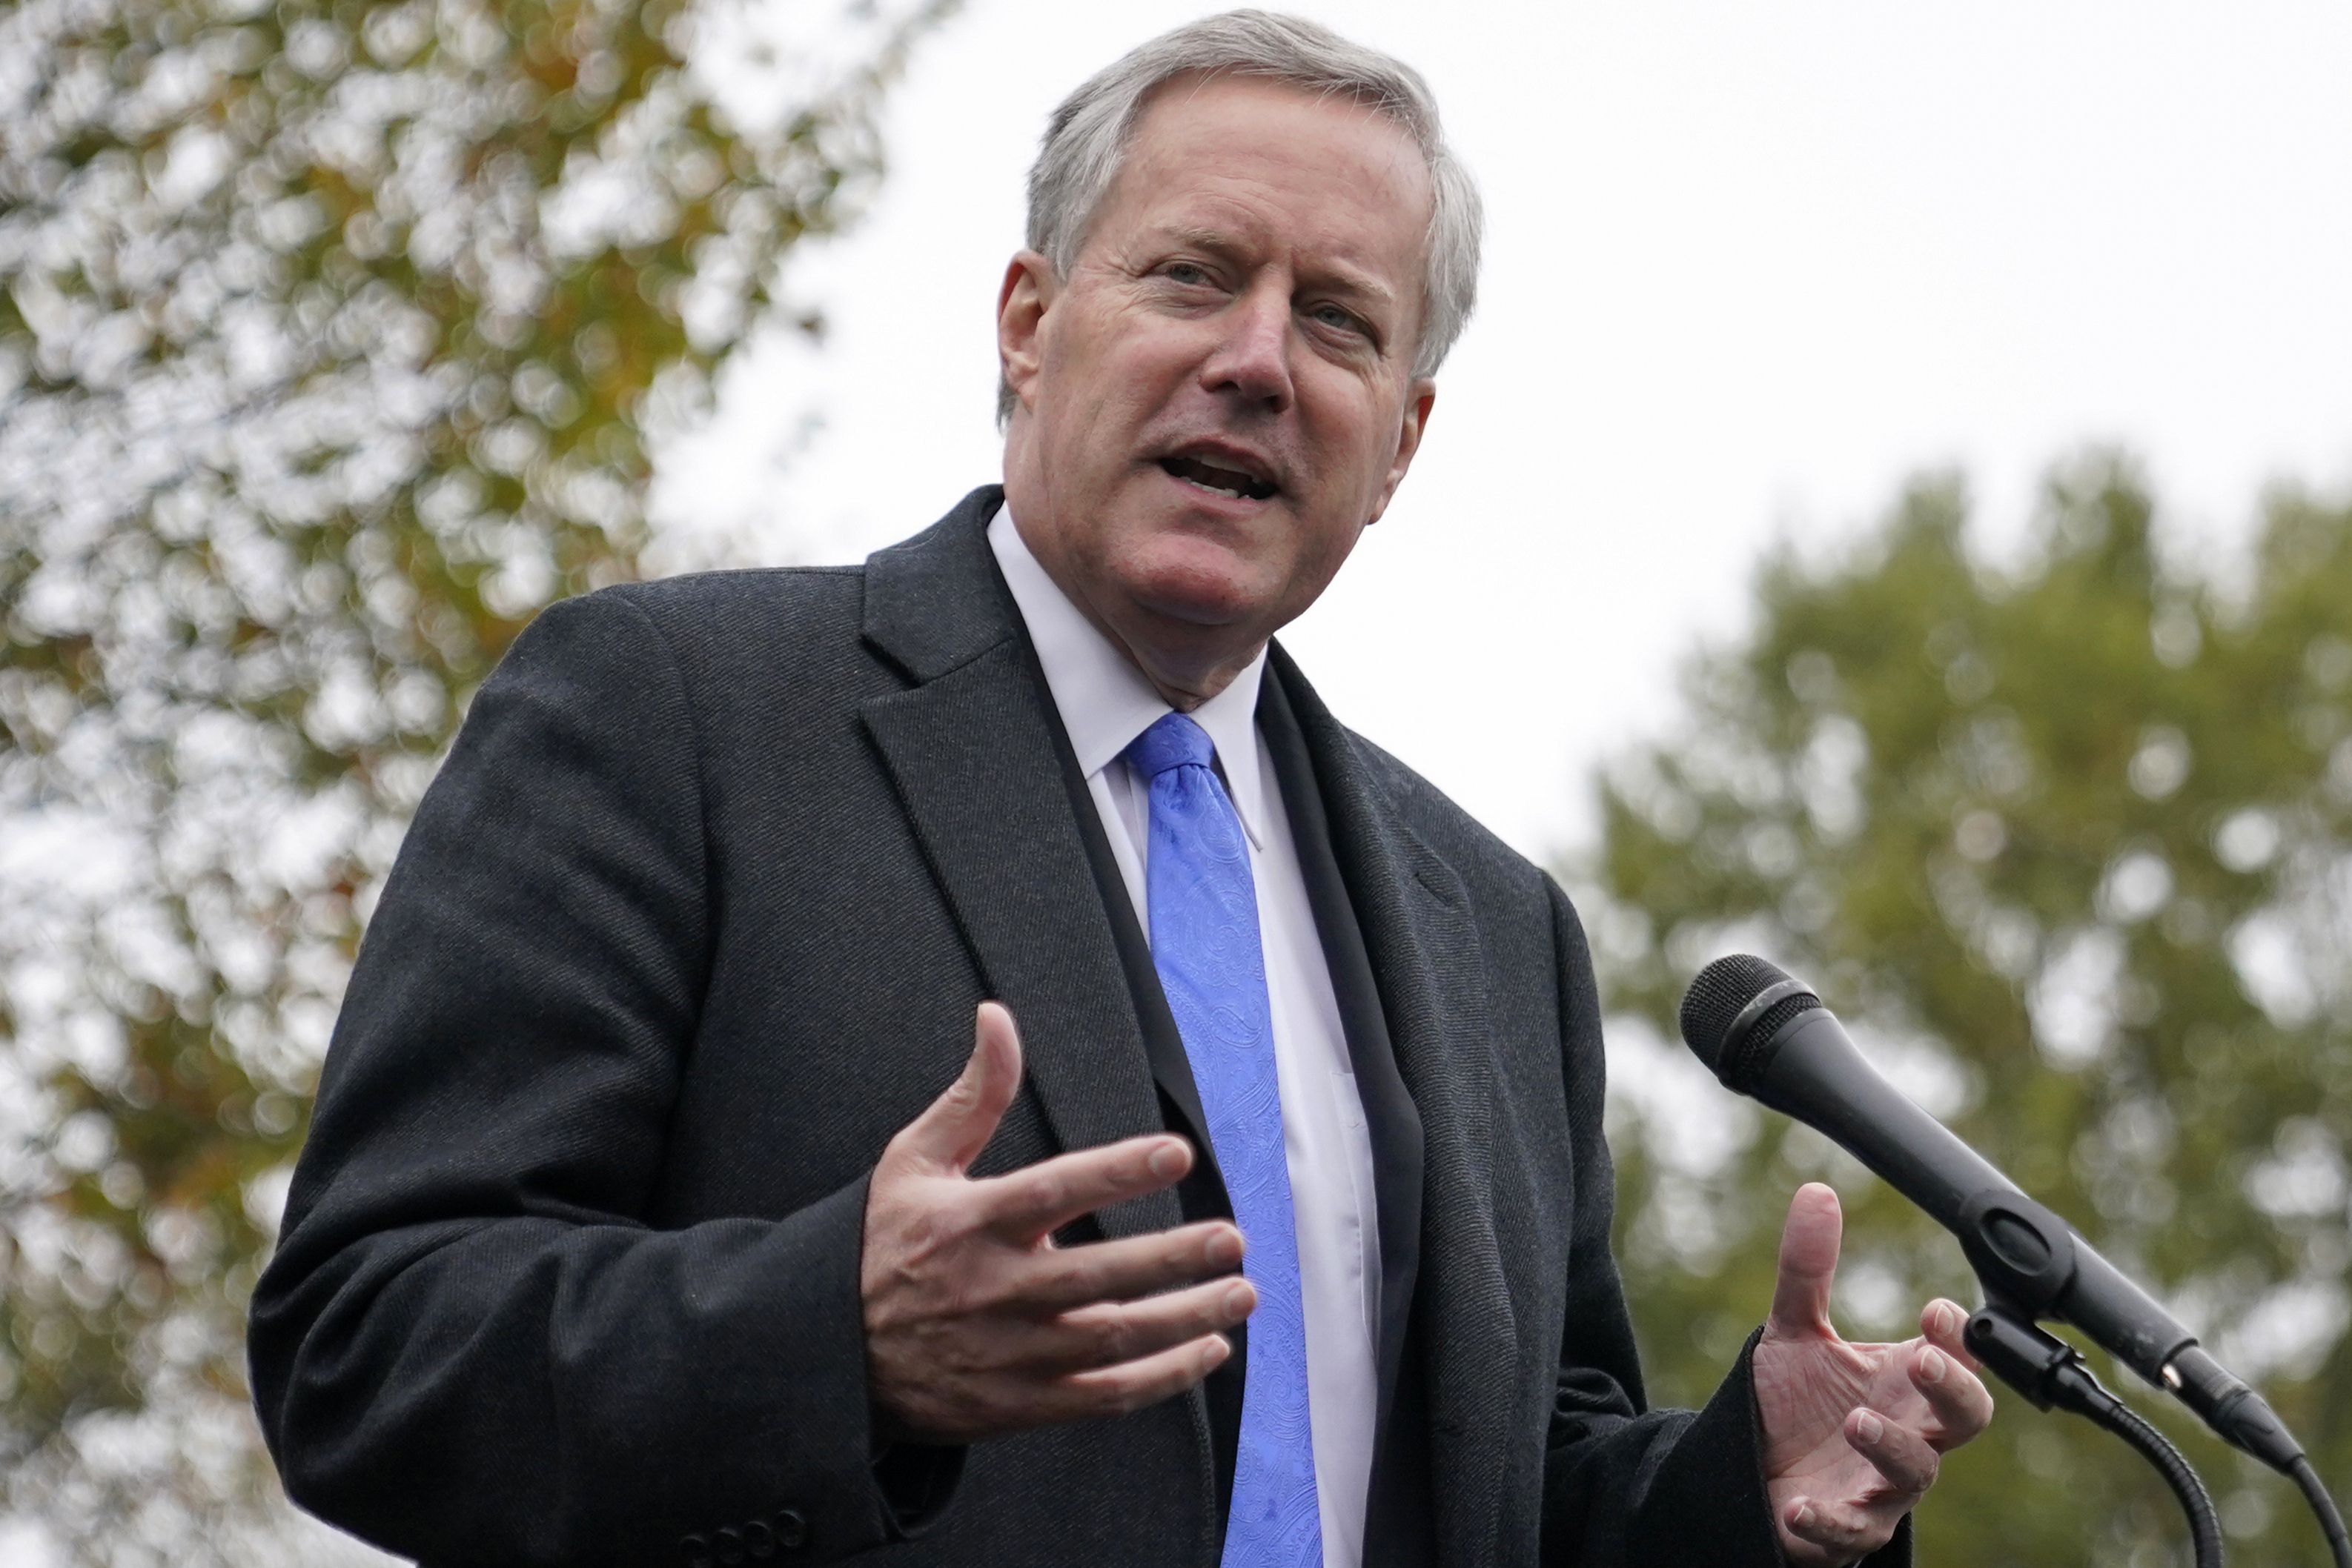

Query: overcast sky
left=659, top=0, right=2352, bottom=864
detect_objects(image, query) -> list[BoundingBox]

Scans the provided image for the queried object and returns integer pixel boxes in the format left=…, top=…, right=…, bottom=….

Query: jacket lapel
left=1255, top=674, right=1422, bottom=1432
left=1270, top=644, right=1519, bottom=1568
left=858, top=490, right=1179, bottom=1243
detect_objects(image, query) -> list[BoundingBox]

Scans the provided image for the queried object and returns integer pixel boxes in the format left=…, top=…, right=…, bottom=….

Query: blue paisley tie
left=1124, top=712, right=1322, bottom=1568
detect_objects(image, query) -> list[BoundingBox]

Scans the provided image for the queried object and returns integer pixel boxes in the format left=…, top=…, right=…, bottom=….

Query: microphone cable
left=2081, top=1397, right=2222, bottom=1568
left=2289, top=1456, right=2352, bottom=1568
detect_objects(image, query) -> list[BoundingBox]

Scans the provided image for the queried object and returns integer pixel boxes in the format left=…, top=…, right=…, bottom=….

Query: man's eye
left=1162, top=262, right=1213, bottom=286
left=1309, top=303, right=1363, bottom=333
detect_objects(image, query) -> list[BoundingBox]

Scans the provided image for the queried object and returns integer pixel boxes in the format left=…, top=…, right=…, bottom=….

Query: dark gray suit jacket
left=250, top=488, right=1841, bottom=1567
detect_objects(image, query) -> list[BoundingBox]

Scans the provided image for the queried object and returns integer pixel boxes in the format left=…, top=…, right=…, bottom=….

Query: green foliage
left=1586, top=455, right=2352, bottom=1566
left=0, top=0, right=950, bottom=1553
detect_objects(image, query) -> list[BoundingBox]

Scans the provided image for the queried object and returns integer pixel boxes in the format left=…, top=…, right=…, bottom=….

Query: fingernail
left=1147, top=1142, right=1186, bottom=1180
left=1920, top=1348, right=1947, bottom=1383
left=1854, top=1409, right=1884, bottom=1444
left=1206, top=1229, right=1242, bottom=1266
left=1789, top=1501, right=1815, bottom=1531
left=1225, top=1281, right=1254, bottom=1315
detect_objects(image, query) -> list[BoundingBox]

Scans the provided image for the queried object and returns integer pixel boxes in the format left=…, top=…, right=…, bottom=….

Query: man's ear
left=1365, top=379, right=1437, bottom=525
left=996, top=250, right=1058, bottom=415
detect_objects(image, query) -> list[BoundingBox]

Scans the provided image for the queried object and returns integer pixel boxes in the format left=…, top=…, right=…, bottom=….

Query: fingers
left=1054, top=1331, right=1233, bottom=1421
left=1016, top=1220, right=1245, bottom=1312
left=865, top=1004, right=1252, bottom=1446
left=955, top=1270, right=1254, bottom=1380
left=1918, top=1298, right=1982, bottom=1370
left=1780, top=1336, right=1992, bottom=1566
left=1033, top=1273, right=1257, bottom=1374
left=892, top=1002, right=1025, bottom=1174
left=1767, top=1182, right=1843, bottom=1338
left=1764, top=1286, right=1994, bottom=1566
left=978, top=1134, right=1196, bottom=1243
left=1844, top=1406, right=1939, bottom=1494
left=1783, top=1495, right=1892, bottom=1563
left=1780, top=1392, right=1961, bottom=1561
left=1907, top=1338, right=1995, bottom=1447
left=884, top=1326, right=1234, bottom=1444
left=1781, top=1405, right=1923, bottom=1565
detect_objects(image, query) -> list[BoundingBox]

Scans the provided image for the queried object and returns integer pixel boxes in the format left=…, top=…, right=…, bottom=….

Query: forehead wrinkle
left=1150, top=69, right=1409, bottom=161
left=1099, top=78, right=1431, bottom=347
left=1124, top=82, right=1428, bottom=236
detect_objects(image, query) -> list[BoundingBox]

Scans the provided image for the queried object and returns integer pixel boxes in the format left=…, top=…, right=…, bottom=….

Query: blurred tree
left=0, top=0, right=953, bottom=1558
left=1584, top=454, right=2352, bottom=1566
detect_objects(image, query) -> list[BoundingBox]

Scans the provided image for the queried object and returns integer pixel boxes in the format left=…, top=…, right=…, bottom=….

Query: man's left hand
left=1752, top=1181, right=1995, bottom=1566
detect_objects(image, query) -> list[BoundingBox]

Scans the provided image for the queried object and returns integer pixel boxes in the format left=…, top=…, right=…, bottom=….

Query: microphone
left=1678, top=952, right=2304, bottom=1475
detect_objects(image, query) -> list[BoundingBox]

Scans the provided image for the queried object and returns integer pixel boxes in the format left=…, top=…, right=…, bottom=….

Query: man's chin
left=1115, top=559, right=1271, bottom=635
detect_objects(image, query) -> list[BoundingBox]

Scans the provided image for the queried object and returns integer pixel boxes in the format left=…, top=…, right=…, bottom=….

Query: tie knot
left=1124, top=711, right=1216, bottom=778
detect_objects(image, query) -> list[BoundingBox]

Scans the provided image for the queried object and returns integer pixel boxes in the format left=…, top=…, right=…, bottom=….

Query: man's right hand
left=861, top=1001, right=1254, bottom=1445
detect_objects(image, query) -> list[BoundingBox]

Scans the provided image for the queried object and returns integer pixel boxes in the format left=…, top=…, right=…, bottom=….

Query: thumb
left=1768, top=1181, right=1842, bottom=1338
left=892, top=1000, right=1023, bottom=1175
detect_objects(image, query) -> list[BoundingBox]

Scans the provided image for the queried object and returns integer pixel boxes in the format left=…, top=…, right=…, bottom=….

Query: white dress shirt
left=989, top=508, right=1380, bottom=1568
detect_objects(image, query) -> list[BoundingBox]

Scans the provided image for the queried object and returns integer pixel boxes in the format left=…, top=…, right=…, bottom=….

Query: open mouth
left=1160, top=454, right=1278, bottom=502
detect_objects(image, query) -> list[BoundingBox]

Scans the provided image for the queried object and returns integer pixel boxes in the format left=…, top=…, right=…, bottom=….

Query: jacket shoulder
left=597, top=563, right=865, bottom=629
left=1341, top=726, right=1551, bottom=898
left=509, top=565, right=872, bottom=681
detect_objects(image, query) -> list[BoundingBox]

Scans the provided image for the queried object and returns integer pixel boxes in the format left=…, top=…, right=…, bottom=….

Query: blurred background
left=1, top=0, right=2347, bottom=1562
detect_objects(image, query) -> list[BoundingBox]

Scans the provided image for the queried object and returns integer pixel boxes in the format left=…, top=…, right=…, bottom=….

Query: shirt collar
left=989, top=505, right=1270, bottom=847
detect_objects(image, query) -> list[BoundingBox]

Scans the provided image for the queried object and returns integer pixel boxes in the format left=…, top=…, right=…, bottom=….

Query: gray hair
left=999, top=10, right=1483, bottom=422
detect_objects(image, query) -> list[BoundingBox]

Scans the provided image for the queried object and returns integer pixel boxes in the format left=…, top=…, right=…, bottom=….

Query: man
left=251, top=13, right=1990, bottom=1567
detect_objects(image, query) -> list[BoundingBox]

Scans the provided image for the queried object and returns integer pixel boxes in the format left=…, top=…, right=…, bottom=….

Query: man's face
left=998, top=74, right=1437, bottom=703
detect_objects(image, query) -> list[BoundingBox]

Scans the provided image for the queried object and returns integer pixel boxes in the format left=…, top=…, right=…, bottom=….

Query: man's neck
left=1004, top=511, right=1264, bottom=713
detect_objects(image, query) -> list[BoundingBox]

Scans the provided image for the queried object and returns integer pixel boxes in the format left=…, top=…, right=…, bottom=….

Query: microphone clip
left=1962, top=1297, right=2113, bottom=1421
left=1953, top=1189, right=2078, bottom=1317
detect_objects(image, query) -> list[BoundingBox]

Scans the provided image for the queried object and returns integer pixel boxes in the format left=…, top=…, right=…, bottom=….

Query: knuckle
left=902, top=1204, right=970, bottom=1266
left=1020, top=1170, right=1070, bottom=1218
left=1106, top=1372, right=1161, bottom=1418
left=928, top=1274, right=978, bottom=1321
left=1821, top=1513, right=1866, bottom=1550
left=1053, top=1252, right=1106, bottom=1303
left=1085, top=1303, right=1137, bottom=1363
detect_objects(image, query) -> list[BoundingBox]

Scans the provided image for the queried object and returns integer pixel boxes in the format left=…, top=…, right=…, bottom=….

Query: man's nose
left=1199, top=282, right=1295, bottom=413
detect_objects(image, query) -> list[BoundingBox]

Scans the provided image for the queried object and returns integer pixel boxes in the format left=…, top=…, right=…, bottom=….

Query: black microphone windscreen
left=1679, top=954, right=1819, bottom=1080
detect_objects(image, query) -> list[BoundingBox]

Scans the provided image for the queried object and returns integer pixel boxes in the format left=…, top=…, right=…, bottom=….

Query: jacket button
left=715, top=1527, right=746, bottom=1565
left=678, top=1535, right=714, bottom=1568
left=743, top=1519, right=776, bottom=1559
left=775, top=1509, right=809, bottom=1551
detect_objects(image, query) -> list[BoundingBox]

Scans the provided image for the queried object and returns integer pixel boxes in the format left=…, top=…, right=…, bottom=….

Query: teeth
left=1162, top=455, right=1271, bottom=500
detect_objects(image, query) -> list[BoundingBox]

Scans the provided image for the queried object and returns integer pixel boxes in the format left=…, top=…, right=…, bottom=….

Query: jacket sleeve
left=1535, top=877, right=1912, bottom=1568
left=247, top=589, right=940, bottom=1567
